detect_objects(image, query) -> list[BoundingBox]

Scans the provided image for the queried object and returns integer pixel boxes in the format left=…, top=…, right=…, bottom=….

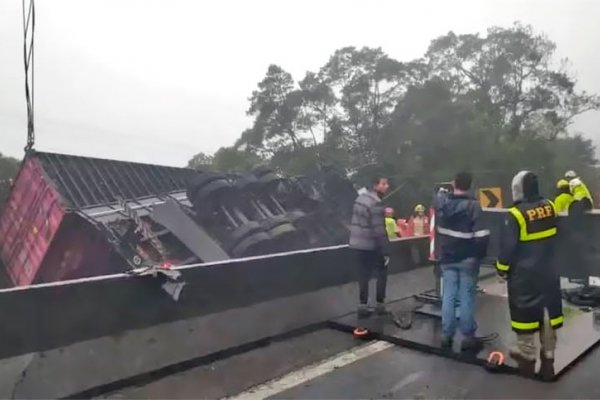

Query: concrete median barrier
left=0, top=237, right=429, bottom=398
left=480, top=208, right=600, bottom=278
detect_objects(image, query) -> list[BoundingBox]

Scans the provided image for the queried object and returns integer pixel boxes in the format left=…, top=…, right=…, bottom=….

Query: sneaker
left=375, top=302, right=389, bottom=315
left=461, top=337, right=484, bottom=353
left=357, top=304, right=372, bottom=318
left=441, top=336, right=453, bottom=349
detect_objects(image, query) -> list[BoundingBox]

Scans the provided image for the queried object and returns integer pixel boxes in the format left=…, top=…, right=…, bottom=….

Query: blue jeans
left=441, top=258, right=479, bottom=338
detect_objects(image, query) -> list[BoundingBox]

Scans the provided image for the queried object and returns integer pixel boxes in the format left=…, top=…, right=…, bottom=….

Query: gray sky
left=1, top=0, right=599, bottom=167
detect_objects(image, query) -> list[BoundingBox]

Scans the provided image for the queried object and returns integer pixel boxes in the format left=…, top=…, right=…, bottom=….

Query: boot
left=375, top=302, right=389, bottom=315
left=509, top=347, right=536, bottom=378
left=357, top=304, right=372, bottom=318
left=461, top=336, right=484, bottom=353
left=539, top=350, right=555, bottom=382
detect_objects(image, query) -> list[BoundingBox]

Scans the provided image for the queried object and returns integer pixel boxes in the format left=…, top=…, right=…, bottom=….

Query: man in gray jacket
left=349, top=177, right=391, bottom=316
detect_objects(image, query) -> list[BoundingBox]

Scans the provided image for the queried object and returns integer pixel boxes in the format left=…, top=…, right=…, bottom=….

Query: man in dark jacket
left=496, top=170, right=562, bottom=381
left=349, top=177, right=390, bottom=316
left=434, top=172, right=489, bottom=352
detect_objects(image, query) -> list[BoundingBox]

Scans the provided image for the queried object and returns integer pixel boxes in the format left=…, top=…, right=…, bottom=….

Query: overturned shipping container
left=0, top=152, right=200, bottom=286
left=0, top=152, right=354, bottom=287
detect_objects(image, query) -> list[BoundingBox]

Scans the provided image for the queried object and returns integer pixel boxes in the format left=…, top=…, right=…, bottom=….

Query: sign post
left=479, top=187, right=503, bottom=208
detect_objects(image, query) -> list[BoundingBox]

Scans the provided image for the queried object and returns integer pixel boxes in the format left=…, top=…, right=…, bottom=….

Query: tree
left=270, top=142, right=351, bottom=176
left=241, top=65, right=307, bottom=152
left=187, top=152, right=214, bottom=170
left=297, top=71, right=338, bottom=146
left=223, top=23, right=599, bottom=214
left=0, top=153, right=19, bottom=207
left=377, top=75, right=598, bottom=215
left=187, top=148, right=262, bottom=173
left=318, top=47, right=426, bottom=165
left=426, top=23, right=600, bottom=140
left=211, top=147, right=262, bottom=173
left=0, top=153, right=19, bottom=181
left=544, top=135, right=598, bottom=193
left=239, top=49, right=428, bottom=169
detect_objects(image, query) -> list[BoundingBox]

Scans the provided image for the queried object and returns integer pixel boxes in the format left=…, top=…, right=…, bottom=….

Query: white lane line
left=390, top=371, right=423, bottom=393
left=224, top=341, right=394, bottom=400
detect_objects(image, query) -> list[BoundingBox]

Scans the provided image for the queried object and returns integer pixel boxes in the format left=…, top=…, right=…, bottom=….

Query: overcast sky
left=1, top=0, right=599, bottom=167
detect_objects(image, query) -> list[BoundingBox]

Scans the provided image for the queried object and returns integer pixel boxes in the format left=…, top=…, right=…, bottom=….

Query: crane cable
left=22, top=0, right=35, bottom=153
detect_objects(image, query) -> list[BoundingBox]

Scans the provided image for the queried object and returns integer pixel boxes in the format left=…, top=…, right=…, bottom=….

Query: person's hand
left=383, top=256, right=390, bottom=267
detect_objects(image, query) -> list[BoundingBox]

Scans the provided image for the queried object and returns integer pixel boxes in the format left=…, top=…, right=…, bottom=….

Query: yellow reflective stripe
left=550, top=315, right=564, bottom=327
left=496, top=261, right=509, bottom=272
left=523, top=227, right=557, bottom=241
left=511, top=320, right=540, bottom=331
left=508, top=207, right=557, bottom=242
left=508, top=207, right=527, bottom=239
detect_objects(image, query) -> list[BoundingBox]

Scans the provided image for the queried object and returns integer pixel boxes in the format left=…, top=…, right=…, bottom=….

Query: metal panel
left=0, top=158, right=65, bottom=286
left=150, top=200, right=230, bottom=262
left=33, top=152, right=200, bottom=210
left=35, top=214, right=121, bottom=283
left=330, top=289, right=600, bottom=380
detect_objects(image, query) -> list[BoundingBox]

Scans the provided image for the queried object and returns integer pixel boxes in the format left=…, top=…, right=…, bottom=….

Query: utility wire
left=22, top=0, right=35, bottom=153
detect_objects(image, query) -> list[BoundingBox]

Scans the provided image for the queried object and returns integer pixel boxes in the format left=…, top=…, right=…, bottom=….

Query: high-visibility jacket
left=570, top=179, right=593, bottom=204
left=385, top=217, right=398, bottom=239
left=496, top=198, right=563, bottom=333
left=554, top=191, right=574, bottom=213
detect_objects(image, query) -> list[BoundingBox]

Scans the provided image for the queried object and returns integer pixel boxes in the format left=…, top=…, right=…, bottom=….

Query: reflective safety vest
left=554, top=192, right=574, bottom=213
left=572, top=182, right=593, bottom=204
left=496, top=198, right=563, bottom=333
left=385, top=217, right=398, bottom=239
left=496, top=200, right=557, bottom=272
left=508, top=201, right=557, bottom=242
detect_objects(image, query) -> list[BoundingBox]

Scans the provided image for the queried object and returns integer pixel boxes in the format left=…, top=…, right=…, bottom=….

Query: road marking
left=391, top=371, right=423, bottom=393
left=225, top=341, right=394, bottom=400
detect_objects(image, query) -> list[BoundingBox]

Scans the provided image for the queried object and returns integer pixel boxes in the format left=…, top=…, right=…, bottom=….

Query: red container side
left=0, top=158, right=66, bottom=286
left=36, top=214, right=121, bottom=283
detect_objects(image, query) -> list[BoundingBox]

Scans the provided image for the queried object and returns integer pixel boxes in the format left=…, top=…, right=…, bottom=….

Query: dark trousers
left=355, top=249, right=387, bottom=304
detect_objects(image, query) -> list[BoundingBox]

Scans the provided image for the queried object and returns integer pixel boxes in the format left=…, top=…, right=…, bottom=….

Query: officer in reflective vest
left=384, top=207, right=398, bottom=239
left=554, top=179, right=574, bottom=213
left=496, top=170, right=562, bottom=381
left=565, top=170, right=593, bottom=208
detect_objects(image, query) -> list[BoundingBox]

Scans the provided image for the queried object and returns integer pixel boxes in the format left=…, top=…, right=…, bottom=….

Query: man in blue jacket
left=434, top=172, right=489, bottom=352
